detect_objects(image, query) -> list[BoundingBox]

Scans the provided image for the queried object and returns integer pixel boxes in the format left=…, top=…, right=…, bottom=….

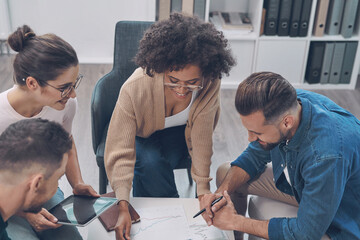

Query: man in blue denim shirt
left=199, top=72, right=360, bottom=240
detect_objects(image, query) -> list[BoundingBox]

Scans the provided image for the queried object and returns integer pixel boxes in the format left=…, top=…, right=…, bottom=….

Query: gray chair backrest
left=91, top=21, right=154, bottom=153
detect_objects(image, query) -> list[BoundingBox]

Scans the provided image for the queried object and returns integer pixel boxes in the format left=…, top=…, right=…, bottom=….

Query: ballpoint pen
left=193, top=196, right=224, bottom=218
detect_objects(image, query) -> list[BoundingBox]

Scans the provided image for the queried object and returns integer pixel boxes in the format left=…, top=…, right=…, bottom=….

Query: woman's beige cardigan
left=105, top=68, right=220, bottom=202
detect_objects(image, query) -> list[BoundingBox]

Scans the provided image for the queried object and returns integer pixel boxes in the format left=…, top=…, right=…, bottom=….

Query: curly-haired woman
left=104, top=13, right=235, bottom=239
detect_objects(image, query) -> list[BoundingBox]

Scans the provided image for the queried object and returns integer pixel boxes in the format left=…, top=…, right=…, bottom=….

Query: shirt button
left=281, top=164, right=284, bottom=167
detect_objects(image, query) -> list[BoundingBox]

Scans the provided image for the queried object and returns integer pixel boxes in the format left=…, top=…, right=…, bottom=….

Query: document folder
left=171, top=0, right=182, bottom=13
left=264, top=0, right=281, bottom=35
left=299, top=0, right=313, bottom=36
left=340, top=42, right=358, bottom=84
left=320, top=42, right=335, bottom=84
left=325, top=0, right=345, bottom=35
left=158, top=0, right=171, bottom=20
left=278, top=0, right=293, bottom=36
left=182, top=0, right=194, bottom=15
left=306, top=42, right=325, bottom=84
left=340, top=0, right=359, bottom=38
left=289, top=0, right=303, bottom=37
left=329, top=42, right=346, bottom=84
left=313, top=0, right=330, bottom=37
left=194, top=0, right=206, bottom=20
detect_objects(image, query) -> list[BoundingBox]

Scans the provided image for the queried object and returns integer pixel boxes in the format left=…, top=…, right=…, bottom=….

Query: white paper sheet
left=130, top=205, right=229, bottom=240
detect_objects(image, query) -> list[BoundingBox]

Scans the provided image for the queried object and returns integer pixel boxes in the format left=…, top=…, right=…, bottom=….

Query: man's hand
left=198, top=192, right=226, bottom=226
left=115, top=201, right=132, bottom=240
left=212, top=191, right=240, bottom=231
left=24, top=208, right=62, bottom=232
left=72, top=183, right=100, bottom=197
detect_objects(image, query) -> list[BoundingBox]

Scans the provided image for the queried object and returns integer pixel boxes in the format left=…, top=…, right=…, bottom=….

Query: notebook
left=98, top=192, right=140, bottom=232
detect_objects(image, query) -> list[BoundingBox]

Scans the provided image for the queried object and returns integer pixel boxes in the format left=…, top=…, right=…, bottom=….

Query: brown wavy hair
left=7, top=25, right=78, bottom=86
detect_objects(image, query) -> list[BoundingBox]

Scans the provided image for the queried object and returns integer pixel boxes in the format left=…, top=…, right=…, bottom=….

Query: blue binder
left=325, top=0, right=345, bottom=35
left=329, top=42, right=346, bottom=84
left=171, top=0, right=182, bottom=13
left=340, top=42, right=358, bottom=84
left=340, top=0, right=359, bottom=38
left=194, top=0, right=206, bottom=20
left=320, top=42, right=335, bottom=84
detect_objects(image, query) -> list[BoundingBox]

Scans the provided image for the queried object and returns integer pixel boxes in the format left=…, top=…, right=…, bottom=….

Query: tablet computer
left=48, top=195, right=118, bottom=227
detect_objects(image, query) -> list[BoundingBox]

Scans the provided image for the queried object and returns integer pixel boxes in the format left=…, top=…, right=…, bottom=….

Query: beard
left=258, top=129, right=289, bottom=151
left=23, top=203, right=43, bottom=214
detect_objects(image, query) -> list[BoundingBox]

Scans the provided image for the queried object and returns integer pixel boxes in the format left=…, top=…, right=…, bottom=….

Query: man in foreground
left=201, top=72, right=360, bottom=239
left=0, top=119, right=72, bottom=239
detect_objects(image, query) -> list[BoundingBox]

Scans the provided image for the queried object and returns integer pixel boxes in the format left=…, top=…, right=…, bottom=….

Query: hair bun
left=7, top=25, right=36, bottom=52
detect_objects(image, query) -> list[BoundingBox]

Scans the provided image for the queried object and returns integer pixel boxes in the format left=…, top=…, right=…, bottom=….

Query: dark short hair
left=235, top=72, right=298, bottom=124
left=0, top=119, right=72, bottom=179
left=7, top=25, right=78, bottom=86
left=135, top=12, right=236, bottom=83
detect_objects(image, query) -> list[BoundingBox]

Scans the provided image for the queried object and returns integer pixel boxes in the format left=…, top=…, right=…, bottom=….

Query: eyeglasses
left=163, top=75, right=203, bottom=92
left=42, top=74, right=83, bottom=98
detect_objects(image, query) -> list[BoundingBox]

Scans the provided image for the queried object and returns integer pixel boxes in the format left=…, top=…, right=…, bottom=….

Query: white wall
left=7, top=0, right=156, bottom=63
left=0, top=0, right=12, bottom=39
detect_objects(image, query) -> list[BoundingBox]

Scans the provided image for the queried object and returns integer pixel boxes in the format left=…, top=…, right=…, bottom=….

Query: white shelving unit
left=207, top=0, right=360, bottom=89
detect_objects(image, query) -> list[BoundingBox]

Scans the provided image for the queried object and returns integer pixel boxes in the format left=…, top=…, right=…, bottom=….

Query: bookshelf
left=205, top=0, right=360, bottom=89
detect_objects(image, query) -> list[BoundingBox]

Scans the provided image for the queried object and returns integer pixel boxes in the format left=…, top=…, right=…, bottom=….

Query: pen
left=193, top=196, right=224, bottom=218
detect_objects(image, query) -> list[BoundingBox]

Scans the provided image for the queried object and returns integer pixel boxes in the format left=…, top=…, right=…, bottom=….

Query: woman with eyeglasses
left=104, top=13, right=235, bottom=240
left=0, top=25, right=99, bottom=240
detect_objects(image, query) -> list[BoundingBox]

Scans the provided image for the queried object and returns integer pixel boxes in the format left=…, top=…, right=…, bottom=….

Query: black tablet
left=48, top=195, right=118, bottom=227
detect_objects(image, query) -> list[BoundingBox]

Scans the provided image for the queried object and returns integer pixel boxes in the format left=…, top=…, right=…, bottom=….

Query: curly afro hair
left=135, top=12, right=236, bottom=82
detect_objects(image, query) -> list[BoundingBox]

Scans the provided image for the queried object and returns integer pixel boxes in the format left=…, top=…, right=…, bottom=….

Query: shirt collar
left=285, top=97, right=311, bottom=151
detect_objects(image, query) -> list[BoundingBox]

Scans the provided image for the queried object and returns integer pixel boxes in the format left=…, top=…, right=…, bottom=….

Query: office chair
left=91, top=21, right=193, bottom=194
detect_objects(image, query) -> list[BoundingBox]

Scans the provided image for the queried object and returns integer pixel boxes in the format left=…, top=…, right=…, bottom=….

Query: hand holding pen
left=193, top=196, right=224, bottom=218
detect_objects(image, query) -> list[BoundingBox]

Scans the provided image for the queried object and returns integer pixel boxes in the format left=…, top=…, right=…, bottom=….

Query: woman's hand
left=72, top=183, right=100, bottom=197
left=115, top=201, right=132, bottom=240
left=24, top=208, right=62, bottom=232
left=198, top=192, right=226, bottom=226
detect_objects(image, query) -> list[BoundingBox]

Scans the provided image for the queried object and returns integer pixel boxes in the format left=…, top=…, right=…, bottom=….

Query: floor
left=1, top=55, right=359, bottom=239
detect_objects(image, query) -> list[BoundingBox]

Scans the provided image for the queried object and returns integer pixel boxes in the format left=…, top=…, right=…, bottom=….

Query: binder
left=325, top=0, right=345, bottom=35
left=264, top=0, right=280, bottom=36
left=320, top=42, right=335, bottom=84
left=340, top=0, right=359, bottom=38
left=278, top=0, right=293, bottom=36
left=182, top=0, right=194, bottom=15
left=305, top=42, right=325, bottom=84
left=340, top=42, right=358, bottom=83
left=329, top=42, right=346, bottom=84
left=193, top=0, right=206, bottom=20
left=298, top=0, right=313, bottom=37
left=260, top=8, right=266, bottom=35
left=158, top=0, right=171, bottom=20
left=171, top=0, right=182, bottom=13
left=289, top=0, right=303, bottom=37
left=312, top=0, right=330, bottom=37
